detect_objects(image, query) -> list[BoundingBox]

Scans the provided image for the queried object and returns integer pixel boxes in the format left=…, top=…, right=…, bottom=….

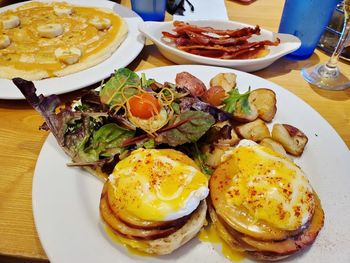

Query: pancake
left=0, top=1, right=128, bottom=80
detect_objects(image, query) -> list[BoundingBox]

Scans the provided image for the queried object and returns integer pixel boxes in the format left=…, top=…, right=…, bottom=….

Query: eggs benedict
left=209, top=140, right=324, bottom=260
left=100, top=148, right=209, bottom=255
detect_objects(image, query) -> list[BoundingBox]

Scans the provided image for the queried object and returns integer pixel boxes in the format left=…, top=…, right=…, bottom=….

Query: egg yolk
left=110, top=148, right=208, bottom=221
left=224, top=145, right=314, bottom=231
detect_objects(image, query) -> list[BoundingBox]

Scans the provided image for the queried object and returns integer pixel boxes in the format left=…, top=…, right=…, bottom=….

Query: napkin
left=173, top=0, right=229, bottom=21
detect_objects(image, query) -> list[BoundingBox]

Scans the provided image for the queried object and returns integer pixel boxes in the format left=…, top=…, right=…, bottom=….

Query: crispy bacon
left=162, top=21, right=280, bottom=60
left=162, top=31, right=179, bottom=40
left=178, top=40, right=279, bottom=53
left=172, top=21, right=261, bottom=37
left=184, top=31, right=253, bottom=46
left=188, top=49, right=225, bottom=58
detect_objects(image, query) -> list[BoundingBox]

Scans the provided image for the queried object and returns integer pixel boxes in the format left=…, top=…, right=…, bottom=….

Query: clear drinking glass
left=301, top=0, right=350, bottom=90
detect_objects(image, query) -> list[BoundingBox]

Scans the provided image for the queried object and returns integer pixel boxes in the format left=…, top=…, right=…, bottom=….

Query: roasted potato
left=272, top=124, right=308, bottom=156
left=235, top=118, right=270, bottom=142
left=249, top=88, right=277, bottom=122
left=201, top=144, right=234, bottom=169
left=205, top=121, right=240, bottom=146
left=233, top=100, right=259, bottom=122
left=260, top=137, right=287, bottom=157
left=210, top=72, right=237, bottom=93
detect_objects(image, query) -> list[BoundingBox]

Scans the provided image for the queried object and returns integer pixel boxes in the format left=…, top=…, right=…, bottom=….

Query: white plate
left=0, top=0, right=144, bottom=100
left=33, top=65, right=350, bottom=263
left=138, top=20, right=300, bottom=72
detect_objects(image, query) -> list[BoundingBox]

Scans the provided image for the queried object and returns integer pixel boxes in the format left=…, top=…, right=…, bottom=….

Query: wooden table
left=0, top=0, right=349, bottom=262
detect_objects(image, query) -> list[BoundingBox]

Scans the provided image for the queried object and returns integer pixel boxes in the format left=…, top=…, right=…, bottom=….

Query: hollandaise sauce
left=104, top=225, right=150, bottom=257
left=198, top=224, right=245, bottom=262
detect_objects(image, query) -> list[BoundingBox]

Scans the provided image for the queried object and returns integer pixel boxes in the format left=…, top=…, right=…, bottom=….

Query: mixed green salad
left=13, top=68, right=255, bottom=178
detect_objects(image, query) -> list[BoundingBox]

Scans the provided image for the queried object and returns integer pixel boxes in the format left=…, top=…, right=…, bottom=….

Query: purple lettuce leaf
left=155, top=110, right=215, bottom=147
left=13, top=78, right=65, bottom=144
left=179, top=96, right=232, bottom=121
left=12, top=78, right=132, bottom=171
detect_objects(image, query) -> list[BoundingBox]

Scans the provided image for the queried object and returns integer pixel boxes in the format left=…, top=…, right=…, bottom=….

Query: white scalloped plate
left=33, top=65, right=350, bottom=263
left=0, top=0, right=144, bottom=100
left=139, top=20, right=301, bottom=72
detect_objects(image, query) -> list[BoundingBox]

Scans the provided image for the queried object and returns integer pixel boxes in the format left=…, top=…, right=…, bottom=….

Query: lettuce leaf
left=99, top=68, right=140, bottom=108
left=179, top=97, right=231, bottom=121
left=13, top=78, right=134, bottom=167
left=82, top=123, right=135, bottom=160
left=13, top=77, right=67, bottom=145
left=155, top=111, right=215, bottom=146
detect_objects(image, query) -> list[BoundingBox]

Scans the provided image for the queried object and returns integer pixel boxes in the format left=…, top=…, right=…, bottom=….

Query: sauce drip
left=104, top=225, right=150, bottom=257
left=198, top=224, right=245, bottom=262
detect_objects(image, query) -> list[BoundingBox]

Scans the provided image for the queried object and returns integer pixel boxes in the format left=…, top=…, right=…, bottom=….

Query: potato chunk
left=210, top=73, right=237, bottom=93
left=260, top=137, right=287, bottom=157
left=232, top=89, right=276, bottom=123
left=206, top=121, right=240, bottom=146
left=272, top=124, right=308, bottom=156
left=233, top=100, right=259, bottom=122
left=201, top=144, right=234, bottom=169
left=235, top=118, right=270, bottom=142
left=249, top=88, right=277, bottom=122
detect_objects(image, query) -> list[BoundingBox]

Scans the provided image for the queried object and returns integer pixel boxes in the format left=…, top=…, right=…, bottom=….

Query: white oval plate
left=138, top=20, right=300, bottom=72
left=33, top=65, right=350, bottom=263
left=0, top=0, right=144, bottom=100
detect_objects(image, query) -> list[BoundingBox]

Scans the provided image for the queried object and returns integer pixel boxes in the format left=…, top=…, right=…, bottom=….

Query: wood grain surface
left=0, top=0, right=349, bottom=262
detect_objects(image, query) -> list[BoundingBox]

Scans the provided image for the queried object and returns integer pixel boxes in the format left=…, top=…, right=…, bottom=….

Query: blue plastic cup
left=131, top=0, right=166, bottom=21
left=278, top=0, right=339, bottom=60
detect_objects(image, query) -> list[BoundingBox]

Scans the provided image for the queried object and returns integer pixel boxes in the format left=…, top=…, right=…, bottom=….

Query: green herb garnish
left=223, top=87, right=251, bottom=113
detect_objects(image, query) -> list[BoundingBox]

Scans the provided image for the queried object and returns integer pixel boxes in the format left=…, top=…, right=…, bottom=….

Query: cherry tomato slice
left=129, top=93, right=161, bottom=119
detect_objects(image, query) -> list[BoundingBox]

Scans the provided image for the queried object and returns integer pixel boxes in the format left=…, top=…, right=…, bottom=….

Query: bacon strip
left=161, top=21, right=280, bottom=60
left=178, top=40, right=279, bottom=53
left=184, top=31, right=253, bottom=46
left=173, top=21, right=261, bottom=37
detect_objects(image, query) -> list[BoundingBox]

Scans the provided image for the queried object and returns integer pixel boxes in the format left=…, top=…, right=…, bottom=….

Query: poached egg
left=213, top=140, right=315, bottom=231
left=109, top=148, right=209, bottom=221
